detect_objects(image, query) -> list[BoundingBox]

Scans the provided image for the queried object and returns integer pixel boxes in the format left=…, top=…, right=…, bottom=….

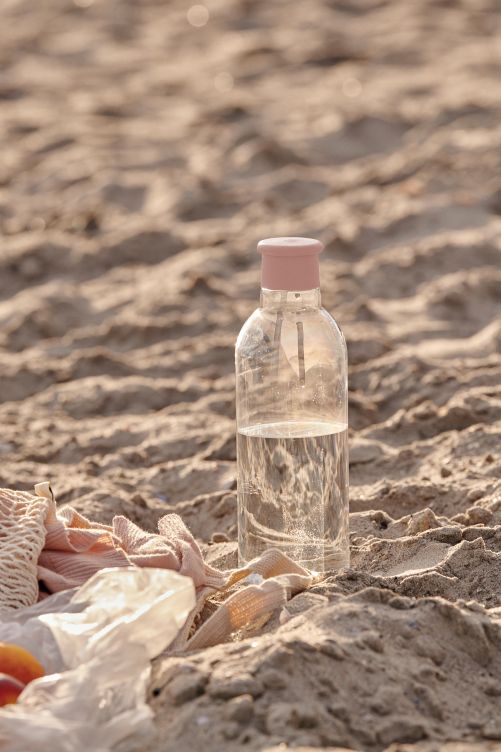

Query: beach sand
left=0, top=0, right=500, bottom=749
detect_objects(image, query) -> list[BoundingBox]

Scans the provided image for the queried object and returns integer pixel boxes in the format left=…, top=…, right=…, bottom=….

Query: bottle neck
left=260, top=288, right=321, bottom=310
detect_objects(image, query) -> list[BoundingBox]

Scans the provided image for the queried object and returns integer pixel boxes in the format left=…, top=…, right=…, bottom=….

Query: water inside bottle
left=237, top=420, right=349, bottom=572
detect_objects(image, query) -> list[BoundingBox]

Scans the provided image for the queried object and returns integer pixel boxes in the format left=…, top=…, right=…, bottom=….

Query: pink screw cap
left=257, top=237, right=324, bottom=291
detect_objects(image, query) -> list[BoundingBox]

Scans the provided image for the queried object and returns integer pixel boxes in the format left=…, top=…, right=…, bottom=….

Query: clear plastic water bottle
left=236, top=237, right=349, bottom=572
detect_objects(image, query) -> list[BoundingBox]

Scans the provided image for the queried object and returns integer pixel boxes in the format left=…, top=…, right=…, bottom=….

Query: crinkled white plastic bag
left=0, top=567, right=195, bottom=752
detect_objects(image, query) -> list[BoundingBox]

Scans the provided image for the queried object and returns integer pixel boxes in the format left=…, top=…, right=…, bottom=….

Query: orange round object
left=0, top=673, right=25, bottom=706
left=0, top=643, right=44, bottom=686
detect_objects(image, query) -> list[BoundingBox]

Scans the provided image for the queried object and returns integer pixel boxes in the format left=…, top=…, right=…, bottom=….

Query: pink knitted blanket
left=39, top=495, right=225, bottom=594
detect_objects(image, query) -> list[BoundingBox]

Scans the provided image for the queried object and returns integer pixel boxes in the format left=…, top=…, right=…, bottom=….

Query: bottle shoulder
left=319, top=307, right=347, bottom=350
left=237, top=304, right=344, bottom=333
left=236, top=304, right=346, bottom=355
left=235, top=307, right=263, bottom=349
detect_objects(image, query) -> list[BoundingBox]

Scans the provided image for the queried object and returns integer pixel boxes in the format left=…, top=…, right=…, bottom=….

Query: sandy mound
left=0, top=0, right=500, bottom=749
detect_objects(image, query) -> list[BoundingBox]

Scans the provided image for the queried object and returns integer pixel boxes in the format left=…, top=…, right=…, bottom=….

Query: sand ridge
left=0, top=0, right=501, bottom=750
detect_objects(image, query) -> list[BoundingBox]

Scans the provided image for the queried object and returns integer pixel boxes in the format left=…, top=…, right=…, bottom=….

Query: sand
left=0, top=0, right=501, bottom=749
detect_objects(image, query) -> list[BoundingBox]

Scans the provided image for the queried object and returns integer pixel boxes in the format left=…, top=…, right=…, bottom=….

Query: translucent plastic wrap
left=0, top=567, right=195, bottom=752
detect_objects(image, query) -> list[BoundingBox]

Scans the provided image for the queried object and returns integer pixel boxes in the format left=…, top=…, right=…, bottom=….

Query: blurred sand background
left=1, top=0, right=501, bottom=750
